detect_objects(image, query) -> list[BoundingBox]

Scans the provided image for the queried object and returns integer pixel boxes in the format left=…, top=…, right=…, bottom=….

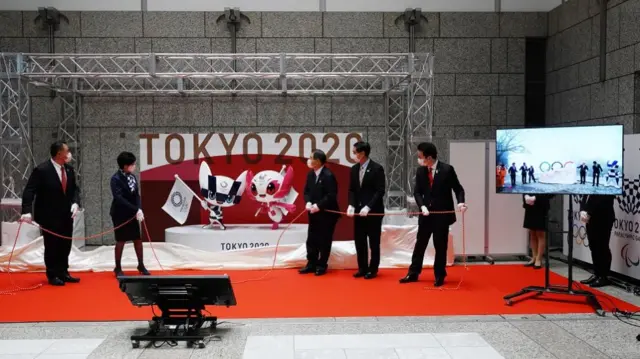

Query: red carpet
left=0, top=266, right=636, bottom=323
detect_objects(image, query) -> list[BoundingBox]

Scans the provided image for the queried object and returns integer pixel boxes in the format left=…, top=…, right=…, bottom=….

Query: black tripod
left=504, top=194, right=604, bottom=316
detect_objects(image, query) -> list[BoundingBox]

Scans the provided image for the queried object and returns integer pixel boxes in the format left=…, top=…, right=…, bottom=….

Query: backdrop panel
left=449, top=141, right=486, bottom=256
left=488, top=141, right=528, bottom=255
left=564, top=134, right=640, bottom=281
left=140, top=133, right=363, bottom=242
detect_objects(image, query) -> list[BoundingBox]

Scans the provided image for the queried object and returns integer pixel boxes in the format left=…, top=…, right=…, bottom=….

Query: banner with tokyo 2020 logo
left=564, top=134, right=640, bottom=281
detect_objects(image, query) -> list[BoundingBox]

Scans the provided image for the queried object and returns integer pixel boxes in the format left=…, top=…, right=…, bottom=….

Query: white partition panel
left=449, top=141, right=487, bottom=256
left=487, top=141, right=528, bottom=255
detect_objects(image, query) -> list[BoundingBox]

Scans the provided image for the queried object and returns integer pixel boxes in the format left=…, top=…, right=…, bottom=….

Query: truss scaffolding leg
left=0, top=54, right=33, bottom=221
left=385, top=90, right=407, bottom=210
left=56, top=91, right=82, bottom=189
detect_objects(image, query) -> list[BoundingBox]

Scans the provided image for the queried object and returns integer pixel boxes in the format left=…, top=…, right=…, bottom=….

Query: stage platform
left=1, top=222, right=453, bottom=272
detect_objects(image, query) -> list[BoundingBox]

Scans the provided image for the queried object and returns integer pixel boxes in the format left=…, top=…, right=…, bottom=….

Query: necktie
left=359, top=165, right=365, bottom=185
left=61, top=166, right=67, bottom=194
left=427, top=167, right=433, bottom=189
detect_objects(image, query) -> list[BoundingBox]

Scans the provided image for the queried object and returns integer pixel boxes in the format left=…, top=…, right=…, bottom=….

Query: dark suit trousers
left=42, top=225, right=73, bottom=278
left=409, top=216, right=449, bottom=279
left=306, top=214, right=337, bottom=269
left=354, top=216, right=383, bottom=273
left=510, top=175, right=516, bottom=186
left=586, top=219, right=614, bottom=278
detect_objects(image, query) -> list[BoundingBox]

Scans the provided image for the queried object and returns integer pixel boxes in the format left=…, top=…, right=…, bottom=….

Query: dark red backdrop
left=140, top=154, right=354, bottom=242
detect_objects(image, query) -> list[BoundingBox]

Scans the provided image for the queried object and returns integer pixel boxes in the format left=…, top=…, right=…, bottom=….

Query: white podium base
left=1, top=224, right=455, bottom=272
left=165, top=224, right=308, bottom=252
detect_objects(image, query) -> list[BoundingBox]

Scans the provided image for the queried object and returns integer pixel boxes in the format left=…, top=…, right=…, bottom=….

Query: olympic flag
left=162, top=177, right=195, bottom=225
left=564, top=134, right=640, bottom=281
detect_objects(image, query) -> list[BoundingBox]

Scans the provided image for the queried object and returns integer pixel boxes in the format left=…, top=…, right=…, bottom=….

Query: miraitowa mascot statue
left=245, top=165, right=298, bottom=229
left=198, top=161, right=248, bottom=230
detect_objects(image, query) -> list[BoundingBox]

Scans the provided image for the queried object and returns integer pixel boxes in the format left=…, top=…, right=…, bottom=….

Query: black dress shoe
left=114, top=268, right=125, bottom=277
left=533, top=264, right=542, bottom=270
left=364, top=272, right=377, bottom=280
left=399, top=274, right=418, bottom=283
left=589, top=278, right=610, bottom=288
left=580, top=275, right=598, bottom=285
left=137, top=265, right=150, bottom=275
left=48, top=277, right=65, bottom=286
left=315, top=268, right=327, bottom=276
left=298, top=266, right=315, bottom=274
left=62, top=274, right=80, bottom=283
left=353, top=271, right=366, bottom=278
left=434, top=277, right=445, bottom=287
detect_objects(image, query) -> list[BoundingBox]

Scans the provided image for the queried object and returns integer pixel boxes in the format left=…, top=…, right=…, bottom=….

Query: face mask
left=417, top=158, right=425, bottom=166
left=307, top=159, right=314, bottom=169
left=65, top=152, right=72, bottom=163
left=127, top=164, right=136, bottom=173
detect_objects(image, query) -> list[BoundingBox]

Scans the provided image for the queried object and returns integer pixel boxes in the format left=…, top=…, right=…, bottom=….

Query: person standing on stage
left=20, top=141, right=81, bottom=286
left=508, top=163, right=517, bottom=187
left=592, top=161, right=602, bottom=186
left=522, top=194, right=553, bottom=269
left=300, top=150, right=340, bottom=276
left=578, top=162, right=589, bottom=184
left=579, top=195, right=616, bottom=288
left=347, top=142, right=385, bottom=280
left=110, top=152, right=149, bottom=277
left=400, top=142, right=466, bottom=287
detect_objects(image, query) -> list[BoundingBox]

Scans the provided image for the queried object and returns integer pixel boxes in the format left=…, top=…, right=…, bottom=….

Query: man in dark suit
left=508, top=163, right=517, bottom=187
left=592, top=161, right=603, bottom=186
left=579, top=195, right=616, bottom=288
left=347, top=142, right=385, bottom=280
left=400, top=142, right=466, bottom=287
left=20, top=141, right=81, bottom=286
left=578, top=163, right=589, bottom=184
left=300, top=150, right=340, bottom=276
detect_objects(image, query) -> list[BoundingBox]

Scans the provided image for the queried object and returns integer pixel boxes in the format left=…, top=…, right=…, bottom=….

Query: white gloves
left=136, top=209, right=144, bottom=222
left=20, top=213, right=33, bottom=223
left=347, top=205, right=355, bottom=217
left=359, top=206, right=370, bottom=217
left=70, top=203, right=79, bottom=219
left=580, top=211, right=590, bottom=223
left=310, top=204, right=320, bottom=214
left=305, top=202, right=312, bottom=211
left=457, top=203, right=467, bottom=213
left=421, top=206, right=430, bottom=216
left=524, top=195, right=536, bottom=205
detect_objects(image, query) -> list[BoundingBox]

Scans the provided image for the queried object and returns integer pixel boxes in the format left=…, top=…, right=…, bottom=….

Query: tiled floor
left=243, top=333, right=505, bottom=359
left=0, top=261, right=638, bottom=359
left=0, top=338, right=104, bottom=358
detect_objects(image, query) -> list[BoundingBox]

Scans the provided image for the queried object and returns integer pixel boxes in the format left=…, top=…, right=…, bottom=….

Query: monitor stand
left=130, top=302, right=218, bottom=349
left=503, top=194, right=604, bottom=316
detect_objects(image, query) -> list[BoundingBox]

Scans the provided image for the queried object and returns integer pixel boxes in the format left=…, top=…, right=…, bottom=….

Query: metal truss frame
left=0, top=52, right=433, bottom=210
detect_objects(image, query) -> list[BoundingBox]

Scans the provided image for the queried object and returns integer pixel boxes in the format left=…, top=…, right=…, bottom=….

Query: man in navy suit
left=21, top=141, right=81, bottom=286
left=347, top=142, right=385, bottom=279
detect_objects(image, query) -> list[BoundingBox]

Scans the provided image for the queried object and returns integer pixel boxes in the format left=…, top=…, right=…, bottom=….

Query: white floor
left=0, top=339, right=104, bottom=359
left=243, top=333, right=505, bottom=359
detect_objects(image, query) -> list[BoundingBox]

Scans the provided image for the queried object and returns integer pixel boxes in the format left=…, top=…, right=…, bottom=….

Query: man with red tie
left=400, top=142, right=466, bottom=287
left=21, top=141, right=81, bottom=286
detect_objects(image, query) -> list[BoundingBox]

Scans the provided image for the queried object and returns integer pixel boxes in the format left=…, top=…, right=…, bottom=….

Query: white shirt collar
left=314, top=166, right=324, bottom=176
left=431, top=160, right=438, bottom=172
left=51, top=159, right=62, bottom=171
left=361, top=158, right=370, bottom=170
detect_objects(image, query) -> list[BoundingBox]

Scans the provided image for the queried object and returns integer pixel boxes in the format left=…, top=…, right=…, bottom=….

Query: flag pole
left=174, top=174, right=202, bottom=200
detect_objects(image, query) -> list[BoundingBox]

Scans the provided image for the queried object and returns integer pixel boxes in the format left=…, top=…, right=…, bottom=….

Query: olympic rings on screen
left=540, top=162, right=551, bottom=172
left=564, top=161, right=574, bottom=167
left=551, top=161, right=564, bottom=170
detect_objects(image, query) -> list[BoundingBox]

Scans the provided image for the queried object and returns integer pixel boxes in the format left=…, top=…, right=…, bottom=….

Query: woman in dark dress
left=110, top=152, right=149, bottom=277
left=522, top=194, right=553, bottom=269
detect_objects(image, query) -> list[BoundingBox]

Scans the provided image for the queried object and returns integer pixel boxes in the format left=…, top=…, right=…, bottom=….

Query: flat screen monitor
left=118, top=275, right=237, bottom=308
left=495, top=125, right=623, bottom=195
